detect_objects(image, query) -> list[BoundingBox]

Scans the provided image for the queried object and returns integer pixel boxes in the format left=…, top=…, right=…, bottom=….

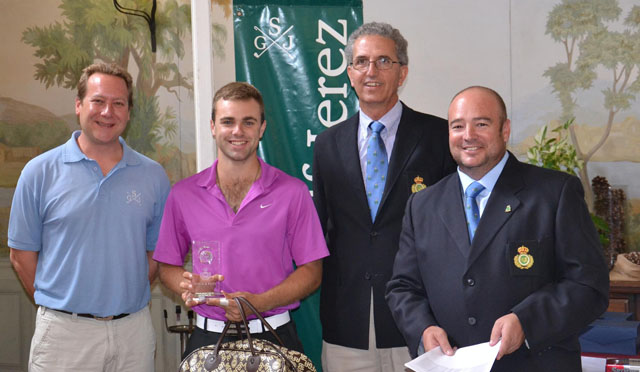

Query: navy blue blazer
left=313, top=103, right=456, bottom=349
left=386, top=153, right=609, bottom=371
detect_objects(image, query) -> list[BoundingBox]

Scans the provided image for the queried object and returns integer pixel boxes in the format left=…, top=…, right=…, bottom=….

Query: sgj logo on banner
left=253, top=18, right=294, bottom=59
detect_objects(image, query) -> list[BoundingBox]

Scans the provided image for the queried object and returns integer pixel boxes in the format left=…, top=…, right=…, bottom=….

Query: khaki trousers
left=322, top=292, right=411, bottom=372
left=29, top=306, right=155, bottom=372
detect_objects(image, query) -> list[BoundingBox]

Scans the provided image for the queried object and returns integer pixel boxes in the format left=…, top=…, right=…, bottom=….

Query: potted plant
left=526, top=118, right=618, bottom=267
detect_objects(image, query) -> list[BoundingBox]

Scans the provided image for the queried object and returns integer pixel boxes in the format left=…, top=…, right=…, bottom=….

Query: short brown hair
left=211, top=82, right=265, bottom=123
left=77, top=62, right=134, bottom=109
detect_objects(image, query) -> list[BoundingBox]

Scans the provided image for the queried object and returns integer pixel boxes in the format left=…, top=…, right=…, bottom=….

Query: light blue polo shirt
left=8, top=131, right=171, bottom=316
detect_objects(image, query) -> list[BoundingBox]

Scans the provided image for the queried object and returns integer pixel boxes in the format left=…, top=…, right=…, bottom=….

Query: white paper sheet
left=580, top=356, right=606, bottom=372
left=405, top=341, right=501, bottom=372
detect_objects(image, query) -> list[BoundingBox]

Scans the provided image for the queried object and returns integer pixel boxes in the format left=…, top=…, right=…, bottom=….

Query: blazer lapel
left=380, top=104, right=423, bottom=211
left=466, top=155, right=523, bottom=268
left=336, top=115, right=371, bottom=217
left=438, top=176, right=472, bottom=257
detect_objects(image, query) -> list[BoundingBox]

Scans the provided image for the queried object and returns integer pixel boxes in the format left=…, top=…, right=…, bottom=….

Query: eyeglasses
left=350, top=57, right=402, bottom=71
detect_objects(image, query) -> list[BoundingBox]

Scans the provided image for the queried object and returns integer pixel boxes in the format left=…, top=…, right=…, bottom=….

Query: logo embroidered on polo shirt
left=260, top=203, right=272, bottom=209
left=126, top=190, right=142, bottom=206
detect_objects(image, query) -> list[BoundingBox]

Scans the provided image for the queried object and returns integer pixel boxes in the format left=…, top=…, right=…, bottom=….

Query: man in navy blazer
left=386, top=86, right=609, bottom=371
left=313, top=22, right=455, bottom=372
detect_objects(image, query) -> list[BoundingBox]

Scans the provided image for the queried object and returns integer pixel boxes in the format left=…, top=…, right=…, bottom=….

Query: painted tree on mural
left=545, top=0, right=640, bottom=208
left=21, top=0, right=194, bottom=156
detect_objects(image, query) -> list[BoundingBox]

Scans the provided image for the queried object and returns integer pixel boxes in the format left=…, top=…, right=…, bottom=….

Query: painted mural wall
left=364, top=0, right=640, bottom=252
left=0, top=0, right=216, bottom=257
left=1, top=0, right=639, bottom=258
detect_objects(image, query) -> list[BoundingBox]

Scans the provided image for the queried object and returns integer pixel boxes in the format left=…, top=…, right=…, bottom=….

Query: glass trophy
left=191, top=240, right=222, bottom=301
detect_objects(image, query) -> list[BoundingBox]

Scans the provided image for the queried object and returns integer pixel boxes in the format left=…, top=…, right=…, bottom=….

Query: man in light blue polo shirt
left=8, top=62, right=170, bottom=372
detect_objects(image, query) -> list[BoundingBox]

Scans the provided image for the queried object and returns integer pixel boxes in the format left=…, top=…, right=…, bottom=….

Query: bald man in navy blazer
left=386, top=86, right=609, bottom=372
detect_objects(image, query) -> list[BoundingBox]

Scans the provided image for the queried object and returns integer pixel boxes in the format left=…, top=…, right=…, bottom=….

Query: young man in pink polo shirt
left=153, top=82, right=328, bottom=358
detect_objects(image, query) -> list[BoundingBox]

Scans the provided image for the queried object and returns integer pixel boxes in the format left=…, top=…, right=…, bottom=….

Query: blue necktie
left=464, top=181, right=485, bottom=242
left=365, top=121, right=388, bottom=220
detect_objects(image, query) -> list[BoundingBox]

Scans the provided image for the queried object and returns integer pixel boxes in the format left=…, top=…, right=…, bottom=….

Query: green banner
left=234, top=1, right=362, bottom=369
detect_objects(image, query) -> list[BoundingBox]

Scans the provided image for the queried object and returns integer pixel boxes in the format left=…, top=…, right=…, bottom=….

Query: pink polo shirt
left=154, top=158, right=328, bottom=320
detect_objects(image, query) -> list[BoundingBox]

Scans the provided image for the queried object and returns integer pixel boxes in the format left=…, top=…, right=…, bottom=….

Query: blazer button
left=370, top=231, right=379, bottom=238
left=468, top=317, right=476, bottom=326
left=364, top=272, right=372, bottom=280
left=466, top=278, right=475, bottom=286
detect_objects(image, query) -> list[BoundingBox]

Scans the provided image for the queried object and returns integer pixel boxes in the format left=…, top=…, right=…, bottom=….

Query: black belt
left=53, top=308, right=129, bottom=321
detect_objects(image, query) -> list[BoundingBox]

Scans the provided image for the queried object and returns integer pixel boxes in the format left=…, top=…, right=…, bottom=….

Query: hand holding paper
left=405, top=341, right=501, bottom=372
left=489, top=313, right=525, bottom=360
left=424, top=325, right=455, bottom=356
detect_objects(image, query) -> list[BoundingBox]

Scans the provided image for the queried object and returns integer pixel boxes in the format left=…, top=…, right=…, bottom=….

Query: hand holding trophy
left=191, top=240, right=222, bottom=301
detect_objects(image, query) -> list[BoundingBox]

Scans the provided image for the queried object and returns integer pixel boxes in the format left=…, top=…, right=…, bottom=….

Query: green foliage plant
left=526, top=118, right=583, bottom=176
left=526, top=118, right=611, bottom=247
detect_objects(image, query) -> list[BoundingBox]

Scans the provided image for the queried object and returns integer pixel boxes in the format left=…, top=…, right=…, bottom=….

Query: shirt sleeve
left=153, top=186, right=190, bottom=266
left=146, top=167, right=172, bottom=252
left=8, top=162, right=43, bottom=251
left=287, top=181, right=329, bottom=266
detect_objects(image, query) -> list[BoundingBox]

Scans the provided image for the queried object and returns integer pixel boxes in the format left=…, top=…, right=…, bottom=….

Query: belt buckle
left=94, top=315, right=114, bottom=321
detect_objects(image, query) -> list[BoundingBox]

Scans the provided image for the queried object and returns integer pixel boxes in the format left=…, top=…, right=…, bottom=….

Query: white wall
left=363, top=0, right=512, bottom=120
